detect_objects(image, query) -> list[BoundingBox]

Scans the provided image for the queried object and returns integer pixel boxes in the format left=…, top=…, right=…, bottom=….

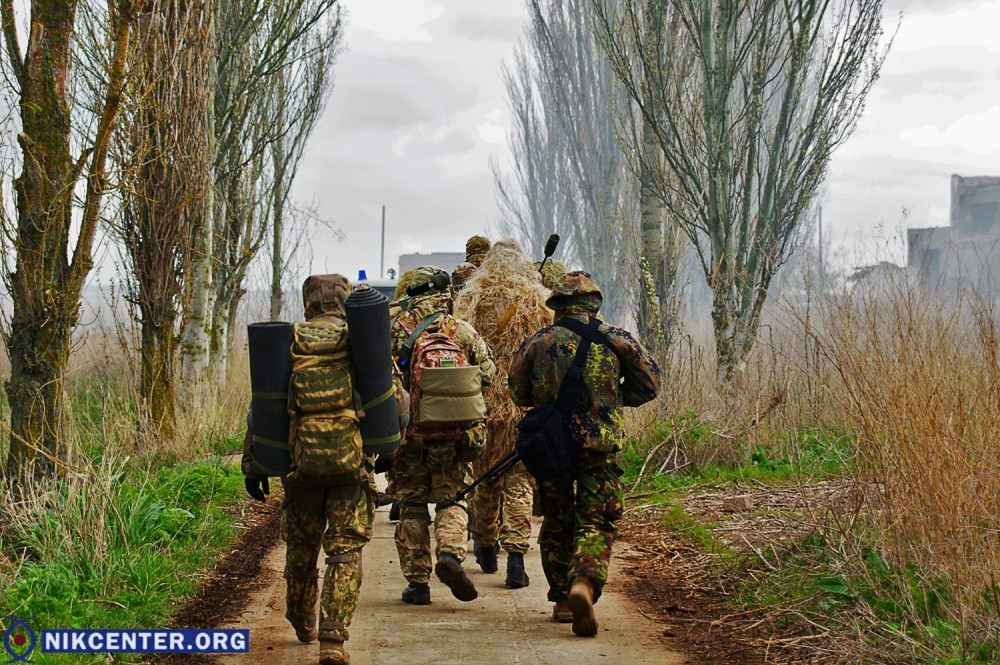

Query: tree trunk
left=269, top=73, right=287, bottom=321
left=140, top=319, right=176, bottom=439
left=5, top=0, right=134, bottom=482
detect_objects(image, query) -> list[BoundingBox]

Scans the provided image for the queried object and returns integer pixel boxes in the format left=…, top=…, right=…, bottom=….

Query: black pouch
left=514, top=405, right=575, bottom=481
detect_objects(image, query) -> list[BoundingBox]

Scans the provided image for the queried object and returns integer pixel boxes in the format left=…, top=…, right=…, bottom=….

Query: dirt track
left=210, top=499, right=686, bottom=665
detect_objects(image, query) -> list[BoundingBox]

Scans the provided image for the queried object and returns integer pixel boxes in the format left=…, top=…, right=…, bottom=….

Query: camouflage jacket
left=508, top=311, right=661, bottom=453
left=391, top=292, right=496, bottom=443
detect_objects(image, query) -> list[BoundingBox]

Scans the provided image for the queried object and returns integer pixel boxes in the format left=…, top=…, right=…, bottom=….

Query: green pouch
left=418, top=366, right=485, bottom=423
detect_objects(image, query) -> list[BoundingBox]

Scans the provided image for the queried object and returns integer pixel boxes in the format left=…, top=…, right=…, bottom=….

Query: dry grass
left=0, top=327, right=249, bottom=476
left=627, top=272, right=999, bottom=660
left=454, top=239, right=553, bottom=473
left=807, top=279, right=1000, bottom=657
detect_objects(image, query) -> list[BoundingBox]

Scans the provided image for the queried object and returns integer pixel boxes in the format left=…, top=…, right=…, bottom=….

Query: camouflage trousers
left=470, top=463, right=533, bottom=553
left=392, top=440, right=472, bottom=584
left=537, top=451, right=624, bottom=604
left=281, top=480, right=375, bottom=642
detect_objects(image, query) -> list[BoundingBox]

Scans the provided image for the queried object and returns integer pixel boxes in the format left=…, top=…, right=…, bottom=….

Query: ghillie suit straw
left=454, top=240, right=552, bottom=474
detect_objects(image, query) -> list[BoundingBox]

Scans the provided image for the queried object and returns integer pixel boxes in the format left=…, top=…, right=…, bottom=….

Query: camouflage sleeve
left=459, top=320, right=496, bottom=387
left=609, top=328, right=661, bottom=407
left=473, top=332, right=496, bottom=387
left=507, top=336, right=535, bottom=407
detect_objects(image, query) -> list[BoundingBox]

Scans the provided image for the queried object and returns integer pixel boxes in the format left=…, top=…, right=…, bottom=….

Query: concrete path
left=213, top=501, right=685, bottom=665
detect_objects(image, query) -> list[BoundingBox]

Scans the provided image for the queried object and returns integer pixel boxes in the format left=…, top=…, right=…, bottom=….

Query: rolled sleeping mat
left=248, top=321, right=294, bottom=476
left=344, top=285, right=401, bottom=455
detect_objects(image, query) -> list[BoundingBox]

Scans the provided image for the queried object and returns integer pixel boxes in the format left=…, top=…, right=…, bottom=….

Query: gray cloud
left=423, top=129, right=476, bottom=155
left=877, top=66, right=987, bottom=101
left=449, top=14, right=526, bottom=43
left=331, top=52, right=478, bottom=131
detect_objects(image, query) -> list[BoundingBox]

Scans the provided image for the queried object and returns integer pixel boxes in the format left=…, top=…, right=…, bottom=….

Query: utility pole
left=380, top=205, right=386, bottom=278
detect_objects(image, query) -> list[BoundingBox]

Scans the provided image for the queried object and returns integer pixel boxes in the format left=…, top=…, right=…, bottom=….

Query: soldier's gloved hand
left=374, top=454, right=394, bottom=475
left=245, top=477, right=270, bottom=502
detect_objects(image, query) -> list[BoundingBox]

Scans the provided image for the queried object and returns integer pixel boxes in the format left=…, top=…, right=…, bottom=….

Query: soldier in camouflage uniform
left=508, top=271, right=660, bottom=637
left=243, top=274, right=396, bottom=665
left=390, top=266, right=496, bottom=604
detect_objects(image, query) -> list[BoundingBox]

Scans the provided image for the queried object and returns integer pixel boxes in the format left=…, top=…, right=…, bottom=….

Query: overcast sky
left=291, top=0, right=1000, bottom=281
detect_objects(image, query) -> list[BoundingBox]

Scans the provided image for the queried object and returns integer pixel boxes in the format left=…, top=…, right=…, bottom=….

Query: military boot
left=473, top=541, right=499, bottom=574
left=505, top=552, right=529, bottom=588
left=434, top=553, right=478, bottom=602
left=388, top=499, right=401, bottom=522
left=552, top=600, right=573, bottom=623
left=401, top=582, right=431, bottom=605
left=567, top=579, right=598, bottom=637
left=290, top=612, right=317, bottom=643
left=319, top=639, right=349, bottom=664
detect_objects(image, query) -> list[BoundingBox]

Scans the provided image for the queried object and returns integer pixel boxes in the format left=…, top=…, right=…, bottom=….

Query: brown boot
left=319, top=639, right=349, bottom=664
left=290, top=613, right=318, bottom=643
left=567, top=579, right=598, bottom=637
left=551, top=600, right=573, bottom=623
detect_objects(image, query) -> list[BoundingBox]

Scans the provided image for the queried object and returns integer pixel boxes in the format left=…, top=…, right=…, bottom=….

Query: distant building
left=907, top=174, right=1000, bottom=296
left=398, top=251, right=465, bottom=275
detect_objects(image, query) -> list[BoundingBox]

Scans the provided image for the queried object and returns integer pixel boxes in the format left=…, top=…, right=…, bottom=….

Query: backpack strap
left=551, top=317, right=607, bottom=417
left=556, top=316, right=623, bottom=367
left=399, top=311, right=443, bottom=369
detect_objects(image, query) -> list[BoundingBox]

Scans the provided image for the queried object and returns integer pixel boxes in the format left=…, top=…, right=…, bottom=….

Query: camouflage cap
left=407, top=265, right=451, bottom=297
left=302, top=274, right=351, bottom=321
left=545, top=270, right=603, bottom=314
left=466, top=235, right=491, bottom=266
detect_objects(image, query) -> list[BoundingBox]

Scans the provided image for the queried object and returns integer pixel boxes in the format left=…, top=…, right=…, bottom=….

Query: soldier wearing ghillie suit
left=454, top=239, right=553, bottom=588
left=390, top=266, right=496, bottom=604
left=508, top=271, right=660, bottom=637
left=451, top=234, right=491, bottom=295
left=243, top=274, right=403, bottom=665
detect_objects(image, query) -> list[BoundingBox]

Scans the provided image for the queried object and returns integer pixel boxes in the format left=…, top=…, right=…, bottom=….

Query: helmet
left=406, top=266, right=451, bottom=297
left=545, top=270, right=603, bottom=313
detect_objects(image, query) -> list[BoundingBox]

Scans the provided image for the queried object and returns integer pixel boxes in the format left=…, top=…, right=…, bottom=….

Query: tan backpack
left=288, top=320, right=363, bottom=477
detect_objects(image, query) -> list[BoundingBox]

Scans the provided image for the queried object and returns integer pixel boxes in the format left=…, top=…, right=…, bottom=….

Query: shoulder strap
left=556, top=316, right=623, bottom=368
left=399, top=311, right=443, bottom=369
left=556, top=316, right=610, bottom=346
left=553, top=336, right=591, bottom=416
left=553, top=316, right=629, bottom=416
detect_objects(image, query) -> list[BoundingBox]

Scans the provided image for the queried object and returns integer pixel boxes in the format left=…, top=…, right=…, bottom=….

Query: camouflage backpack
left=288, top=320, right=363, bottom=477
left=399, top=312, right=486, bottom=438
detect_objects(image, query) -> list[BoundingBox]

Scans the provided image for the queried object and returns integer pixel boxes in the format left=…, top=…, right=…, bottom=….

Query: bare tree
left=494, top=0, right=639, bottom=324
left=629, top=0, right=688, bottom=353
left=108, top=0, right=213, bottom=439
left=492, top=45, right=563, bottom=259
left=181, top=0, right=342, bottom=382
left=595, top=0, right=892, bottom=377
left=1, top=0, right=137, bottom=482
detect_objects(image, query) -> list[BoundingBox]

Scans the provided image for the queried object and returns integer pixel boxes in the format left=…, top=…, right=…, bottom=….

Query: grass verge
left=0, top=457, right=247, bottom=664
